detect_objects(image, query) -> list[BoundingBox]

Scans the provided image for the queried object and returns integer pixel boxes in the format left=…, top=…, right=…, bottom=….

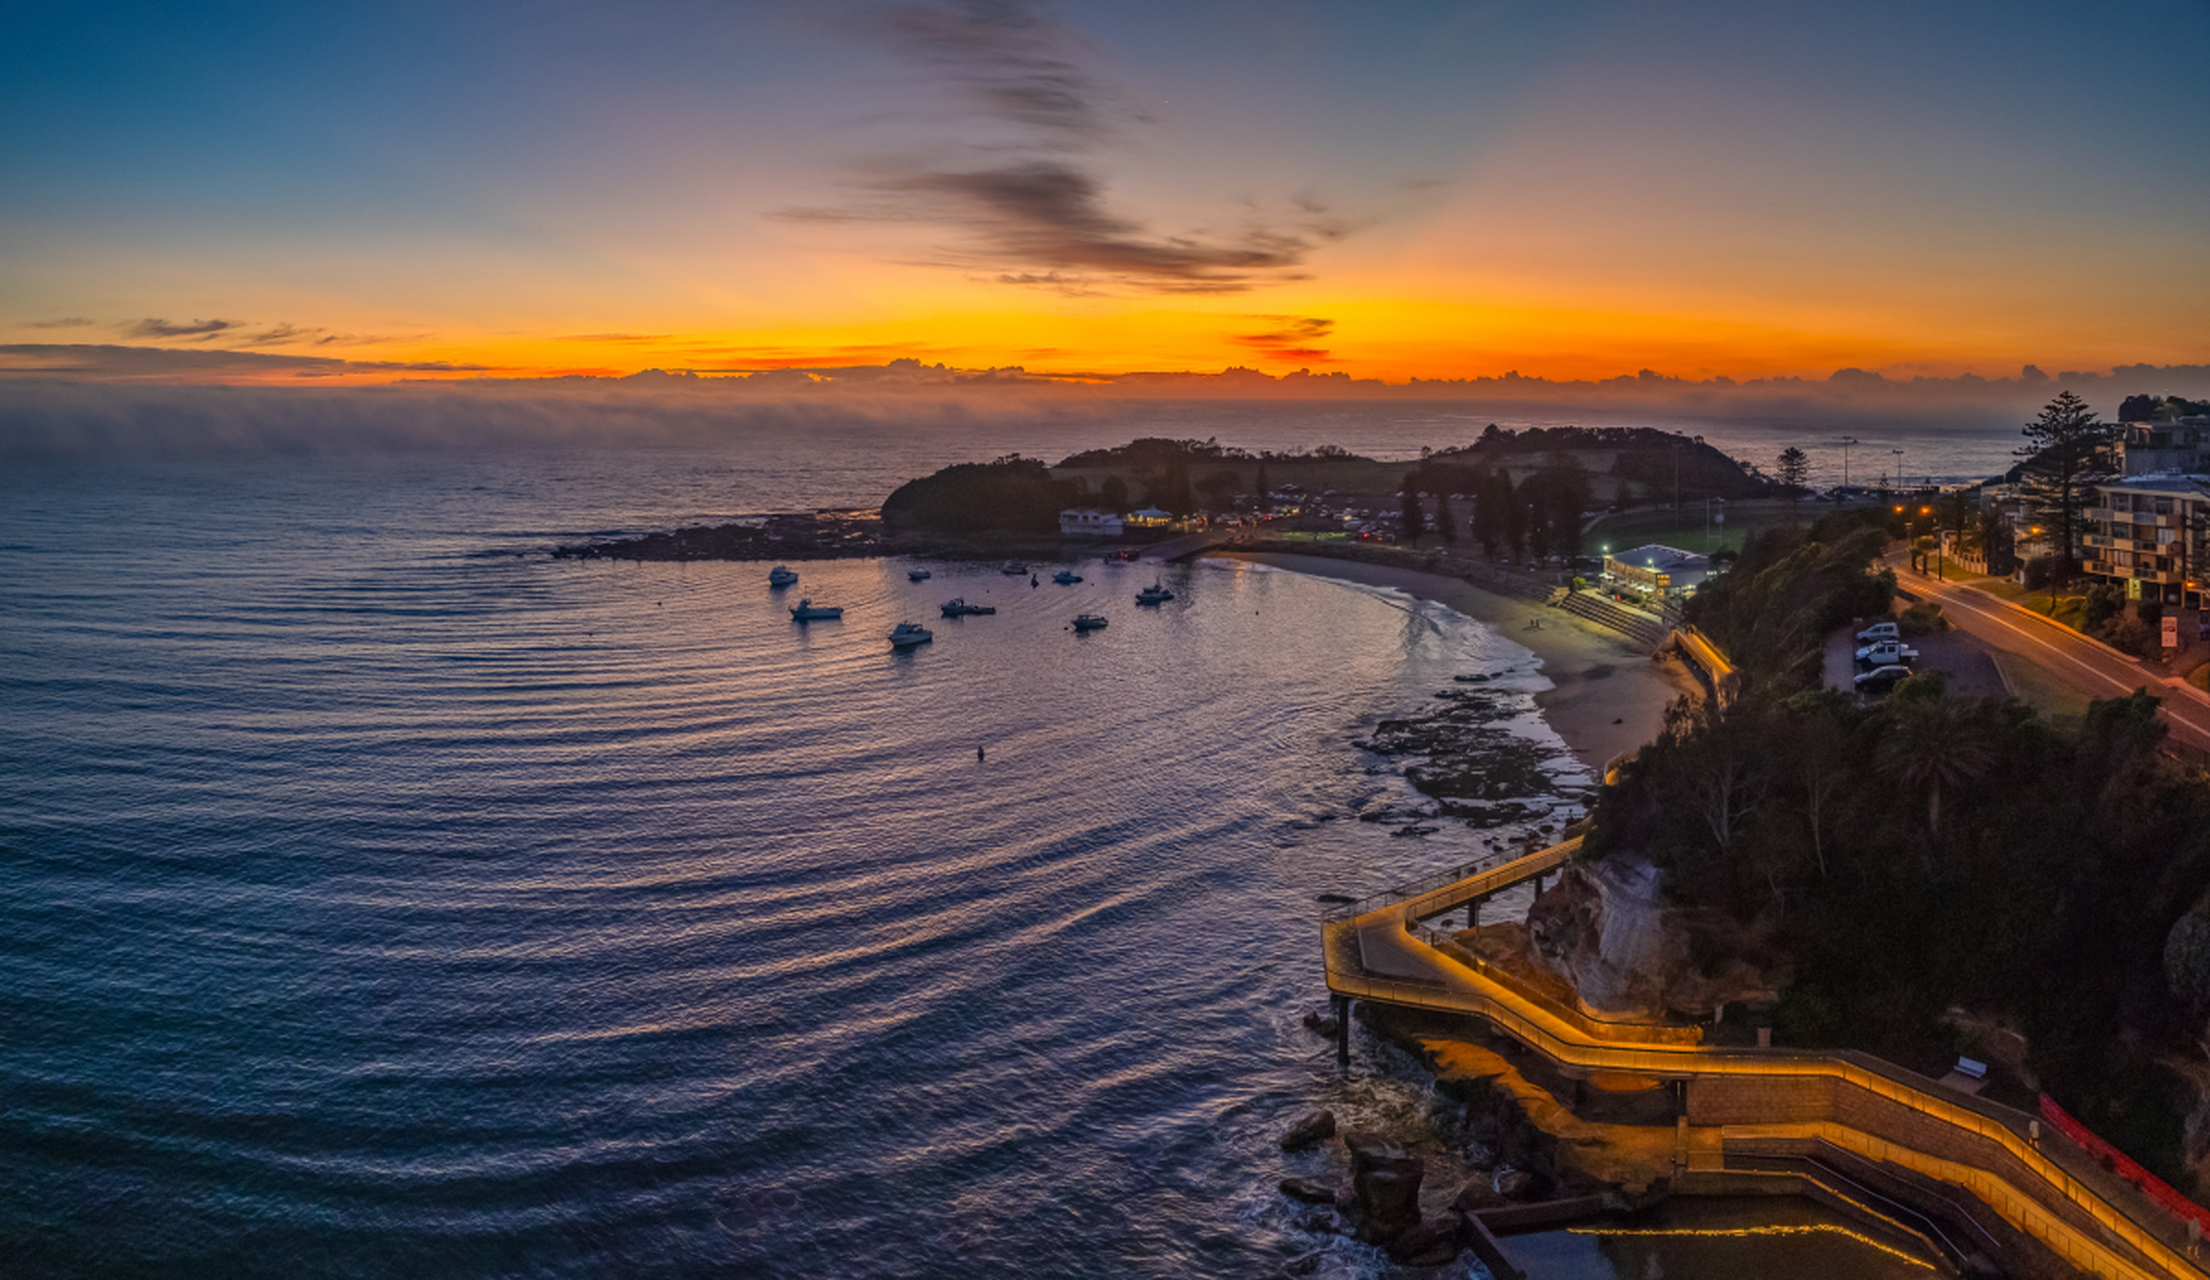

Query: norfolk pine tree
left=2015, top=391, right=2110, bottom=578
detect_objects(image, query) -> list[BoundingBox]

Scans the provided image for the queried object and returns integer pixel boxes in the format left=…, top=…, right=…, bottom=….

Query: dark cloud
left=25, top=317, right=96, bottom=329
left=121, top=317, right=248, bottom=341
left=793, top=1, right=1343, bottom=294
left=877, top=0, right=1112, bottom=139
left=0, top=344, right=489, bottom=381
left=888, top=160, right=1311, bottom=291
left=1231, top=315, right=1336, bottom=362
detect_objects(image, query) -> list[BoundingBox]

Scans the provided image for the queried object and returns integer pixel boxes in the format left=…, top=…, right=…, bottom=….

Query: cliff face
left=1524, top=855, right=1785, bottom=1020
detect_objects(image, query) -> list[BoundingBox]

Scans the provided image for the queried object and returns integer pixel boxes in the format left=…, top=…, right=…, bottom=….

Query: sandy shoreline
left=1210, top=551, right=1698, bottom=771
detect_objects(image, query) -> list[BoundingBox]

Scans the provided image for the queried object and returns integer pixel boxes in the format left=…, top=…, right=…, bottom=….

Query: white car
left=1855, top=640, right=1920, bottom=666
left=1855, top=664, right=1914, bottom=693
left=1856, top=621, right=1900, bottom=643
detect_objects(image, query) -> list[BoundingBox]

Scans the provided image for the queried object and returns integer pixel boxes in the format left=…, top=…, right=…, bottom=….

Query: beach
left=1214, top=551, right=1700, bottom=770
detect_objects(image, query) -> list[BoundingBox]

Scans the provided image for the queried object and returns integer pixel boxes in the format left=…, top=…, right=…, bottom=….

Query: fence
left=1322, top=843, right=2210, bottom=1279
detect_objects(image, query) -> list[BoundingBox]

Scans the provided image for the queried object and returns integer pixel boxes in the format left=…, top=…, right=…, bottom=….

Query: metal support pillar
left=1333, top=995, right=1351, bottom=1072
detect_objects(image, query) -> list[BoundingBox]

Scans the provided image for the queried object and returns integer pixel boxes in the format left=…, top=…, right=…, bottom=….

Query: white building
left=1058, top=508, right=1126, bottom=538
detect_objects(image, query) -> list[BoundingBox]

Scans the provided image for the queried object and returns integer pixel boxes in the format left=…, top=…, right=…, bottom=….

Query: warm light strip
left=1566, top=1222, right=1937, bottom=1269
left=1323, top=840, right=2207, bottom=1279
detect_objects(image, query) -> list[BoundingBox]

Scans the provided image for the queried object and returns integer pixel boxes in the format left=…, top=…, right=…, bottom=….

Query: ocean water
left=0, top=451, right=1588, bottom=1278
left=0, top=446, right=1939, bottom=1278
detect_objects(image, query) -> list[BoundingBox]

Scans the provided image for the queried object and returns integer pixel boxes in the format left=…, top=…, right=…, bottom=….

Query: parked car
left=1856, top=621, right=1901, bottom=643
left=1855, top=640, right=1920, bottom=666
left=1855, top=664, right=1914, bottom=694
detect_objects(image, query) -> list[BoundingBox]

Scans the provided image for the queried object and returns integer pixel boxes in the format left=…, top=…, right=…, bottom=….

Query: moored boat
left=1072, top=613, right=1109, bottom=631
left=907, top=567, right=933, bottom=582
left=768, top=565, right=798, bottom=587
left=1135, top=582, right=1174, bottom=605
left=888, top=622, right=933, bottom=648
left=1051, top=569, right=1082, bottom=585
left=999, top=560, right=1028, bottom=575
left=790, top=598, right=844, bottom=621
left=940, top=597, right=997, bottom=617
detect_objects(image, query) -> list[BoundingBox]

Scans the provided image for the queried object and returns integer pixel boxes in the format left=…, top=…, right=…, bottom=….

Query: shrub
left=1898, top=601, right=1948, bottom=637
left=2023, top=555, right=2063, bottom=589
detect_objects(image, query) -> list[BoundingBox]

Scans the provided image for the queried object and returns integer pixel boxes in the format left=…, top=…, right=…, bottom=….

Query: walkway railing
left=1322, top=841, right=2210, bottom=1280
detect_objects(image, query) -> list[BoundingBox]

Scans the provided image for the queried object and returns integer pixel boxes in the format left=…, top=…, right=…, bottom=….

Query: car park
left=1857, top=621, right=1900, bottom=643
left=1856, top=640, right=1919, bottom=666
left=1855, top=664, right=1913, bottom=694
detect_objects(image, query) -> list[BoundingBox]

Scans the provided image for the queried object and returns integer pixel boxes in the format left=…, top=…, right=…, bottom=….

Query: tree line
left=1401, top=456, right=1596, bottom=561
left=1585, top=507, right=2210, bottom=1187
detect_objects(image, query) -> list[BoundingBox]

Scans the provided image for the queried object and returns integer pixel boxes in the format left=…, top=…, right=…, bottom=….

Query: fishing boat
left=940, top=597, right=997, bottom=617
left=1051, top=569, right=1083, bottom=585
left=1072, top=614, right=1109, bottom=632
left=907, top=568, right=933, bottom=582
left=790, top=599, right=844, bottom=621
left=888, top=622, right=933, bottom=648
left=1135, top=582, right=1174, bottom=605
left=768, top=565, right=798, bottom=587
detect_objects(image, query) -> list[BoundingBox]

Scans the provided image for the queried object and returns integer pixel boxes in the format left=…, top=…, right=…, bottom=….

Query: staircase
left=1554, top=591, right=1669, bottom=649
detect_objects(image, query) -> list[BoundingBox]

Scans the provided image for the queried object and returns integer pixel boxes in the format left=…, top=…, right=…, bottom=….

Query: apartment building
left=2082, top=476, right=2210, bottom=607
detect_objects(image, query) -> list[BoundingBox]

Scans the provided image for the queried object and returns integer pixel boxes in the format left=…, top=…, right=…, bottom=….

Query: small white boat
left=1135, top=582, right=1174, bottom=605
left=888, top=622, right=933, bottom=648
left=790, top=598, right=844, bottom=621
left=1072, top=614, right=1109, bottom=632
left=768, top=565, right=798, bottom=587
left=1051, top=569, right=1083, bottom=585
left=940, top=597, right=997, bottom=617
left=908, top=568, right=933, bottom=582
left=999, top=560, right=1028, bottom=575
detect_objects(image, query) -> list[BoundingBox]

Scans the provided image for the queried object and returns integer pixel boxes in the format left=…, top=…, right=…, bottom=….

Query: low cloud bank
left=5, top=355, right=2208, bottom=463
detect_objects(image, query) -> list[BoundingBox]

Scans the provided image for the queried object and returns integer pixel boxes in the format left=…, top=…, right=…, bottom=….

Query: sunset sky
left=6, top=0, right=2206, bottom=384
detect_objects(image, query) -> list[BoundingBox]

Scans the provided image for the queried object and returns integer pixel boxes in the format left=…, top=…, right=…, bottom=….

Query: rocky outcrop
left=1524, top=855, right=1785, bottom=1019
left=1386, top=1217, right=1462, bottom=1267
left=1341, top=1130, right=1425, bottom=1242
left=1279, top=1109, right=1335, bottom=1151
left=1277, top=1177, right=1337, bottom=1205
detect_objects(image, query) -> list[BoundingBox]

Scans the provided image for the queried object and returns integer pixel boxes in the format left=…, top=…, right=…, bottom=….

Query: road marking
left=1908, top=572, right=2210, bottom=745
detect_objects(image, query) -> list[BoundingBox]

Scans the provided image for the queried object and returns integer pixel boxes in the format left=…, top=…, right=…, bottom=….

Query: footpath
left=1324, top=839, right=2210, bottom=1280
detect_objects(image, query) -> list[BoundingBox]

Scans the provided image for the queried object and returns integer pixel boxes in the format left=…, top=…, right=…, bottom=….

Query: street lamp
left=1836, top=436, right=1858, bottom=492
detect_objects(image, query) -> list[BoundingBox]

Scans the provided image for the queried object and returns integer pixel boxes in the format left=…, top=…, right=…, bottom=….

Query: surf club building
left=1601, top=544, right=1712, bottom=606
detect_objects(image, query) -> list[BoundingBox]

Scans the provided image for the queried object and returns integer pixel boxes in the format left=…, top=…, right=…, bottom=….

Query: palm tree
left=1875, top=698, right=1996, bottom=840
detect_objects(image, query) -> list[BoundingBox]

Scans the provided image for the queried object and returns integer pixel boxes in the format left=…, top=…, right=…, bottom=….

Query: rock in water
left=1387, top=1217, right=1463, bottom=1267
left=1279, top=1109, right=1337, bottom=1151
left=1342, top=1130, right=1425, bottom=1240
left=1278, top=1177, right=1337, bottom=1205
left=1300, top=1011, right=1340, bottom=1038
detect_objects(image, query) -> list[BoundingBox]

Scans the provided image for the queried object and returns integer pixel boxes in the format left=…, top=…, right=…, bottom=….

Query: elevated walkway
left=1323, top=841, right=2210, bottom=1280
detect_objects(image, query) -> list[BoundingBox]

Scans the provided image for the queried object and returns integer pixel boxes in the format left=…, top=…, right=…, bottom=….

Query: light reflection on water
left=0, top=452, right=1919, bottom=1277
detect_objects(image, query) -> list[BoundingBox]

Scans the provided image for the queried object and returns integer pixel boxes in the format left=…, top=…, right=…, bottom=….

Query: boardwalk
left=1324, top=840, right=2210, bottom=1280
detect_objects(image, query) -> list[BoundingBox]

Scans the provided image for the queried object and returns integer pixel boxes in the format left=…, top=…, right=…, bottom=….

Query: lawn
left=1583, top=500, right=1820, bottom=557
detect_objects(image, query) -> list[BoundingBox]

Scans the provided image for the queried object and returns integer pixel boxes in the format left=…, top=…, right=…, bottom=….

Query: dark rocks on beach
left=1342, top=1130, right=1425, bottom=1240
left=1491, top=1167, right=1536, bottom=1200
left=1454, top=1179, right=1505, bottom=1212
left=1278, top=1177, right=1338, bottom=1205
left=1279, top=1109, right=1336, bottom=1151
left=1386, top=1217, right=1464, bottom=1267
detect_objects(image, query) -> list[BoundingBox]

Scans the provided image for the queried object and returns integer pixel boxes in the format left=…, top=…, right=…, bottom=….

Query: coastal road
left=1883, top=555, right=2210, bottom=753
